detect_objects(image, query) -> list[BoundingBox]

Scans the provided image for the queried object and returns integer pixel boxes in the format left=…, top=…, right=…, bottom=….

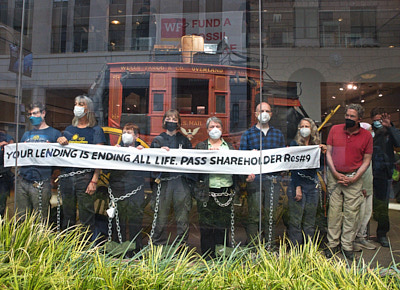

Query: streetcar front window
left=171, top=78, right=209, bottom=115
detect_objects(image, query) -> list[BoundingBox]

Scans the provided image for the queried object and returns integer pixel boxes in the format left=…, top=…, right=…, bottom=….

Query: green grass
left=0, top=214, right=398, bottom=289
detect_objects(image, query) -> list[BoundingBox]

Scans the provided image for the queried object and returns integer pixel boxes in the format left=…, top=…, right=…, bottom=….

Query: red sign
left=161, top=18, right=186, bottom=40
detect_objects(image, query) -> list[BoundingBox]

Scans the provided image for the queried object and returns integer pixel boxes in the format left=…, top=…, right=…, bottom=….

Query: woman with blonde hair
left=288, top=117, right=326, bottom=245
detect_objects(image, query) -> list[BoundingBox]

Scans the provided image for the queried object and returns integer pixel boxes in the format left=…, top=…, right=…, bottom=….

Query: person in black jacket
left=195, top=116, right=239, bottom=258
left=150, top=109, right=192, bottom=245
left=370, top=107, right=400, bottom=247
left=106, top=123, right=147, bottom=248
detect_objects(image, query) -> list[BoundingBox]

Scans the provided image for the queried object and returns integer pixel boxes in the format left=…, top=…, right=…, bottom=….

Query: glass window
left=171, top=78, right=209, bottom=115
left=216, top=94, right=225, bottom=113
left=153, top=93, right=164, bottom=112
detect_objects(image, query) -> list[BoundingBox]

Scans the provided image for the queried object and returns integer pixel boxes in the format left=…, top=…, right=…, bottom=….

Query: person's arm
left=344, top=153, right=372, bottom=186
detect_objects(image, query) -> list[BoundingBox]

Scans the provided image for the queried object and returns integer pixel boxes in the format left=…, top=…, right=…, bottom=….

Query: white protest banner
left=4, top=143, right=320, bottom=175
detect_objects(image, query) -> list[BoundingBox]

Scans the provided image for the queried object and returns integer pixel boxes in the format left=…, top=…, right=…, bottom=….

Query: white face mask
left=300, top=127, right=311, bottom=138
left=208, top=127, right=222, bottom=140
left=73, top=106, right=86, bottom=118
left=122, top=133, right=134, bottom=145
left=257, top=112, right=270, bottom=124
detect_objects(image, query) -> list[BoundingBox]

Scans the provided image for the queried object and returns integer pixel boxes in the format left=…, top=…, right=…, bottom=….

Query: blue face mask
left=373, top=120, right=383, bottom=129
left=29, top=116, right=42, bottom=126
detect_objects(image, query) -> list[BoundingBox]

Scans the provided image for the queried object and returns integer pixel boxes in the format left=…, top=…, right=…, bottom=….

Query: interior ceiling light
left=338, top=18, right=343, bottom=22
left=352, top=85, right=357, bottom=90
left=361, top=99, right=365, bottom=103
left=378, top=92, right=383, bottom=97
left=360, top=73, right=376, bottom=79
left=111, top=20, right=120, bottom=25
left=339, top=87, right=344, bottom=91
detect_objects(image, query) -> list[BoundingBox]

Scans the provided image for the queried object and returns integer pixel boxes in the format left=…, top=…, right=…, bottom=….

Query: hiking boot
left=378, top=236, right=389, bottom=248
left=324, top=245, right=340, bottom=258
left=342, top=250, right=355, bottom=260
left=354, top=238, right=376, bottom=250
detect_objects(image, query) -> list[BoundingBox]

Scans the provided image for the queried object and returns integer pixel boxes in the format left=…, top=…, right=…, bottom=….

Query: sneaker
left=353, top=242, right=362, bottom=252
left=324, top=245, right=340, bottom=258
left=355, top=238, right=376, bottom=250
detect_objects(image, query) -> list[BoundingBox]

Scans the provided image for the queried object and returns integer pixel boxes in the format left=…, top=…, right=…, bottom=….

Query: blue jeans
left=287, top=182, right=319, bottom=245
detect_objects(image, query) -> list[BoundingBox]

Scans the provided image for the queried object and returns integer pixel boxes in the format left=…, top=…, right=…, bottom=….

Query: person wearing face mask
left=149, top=109, right=193, bottom=245
left=369, top=107, right=400, bottom=247
left=17, top=102, right=61, bottom=221
left=57, top=95, right=106, bottom=238
left=324, top=104, right=373, bottom=260
left=194, top=117, right=240, bottom=258
left=105, top=123, right=147, bottom=249
left=287, top=118, right=326, bottom=246
left=239, top=102, right=285, bottom=246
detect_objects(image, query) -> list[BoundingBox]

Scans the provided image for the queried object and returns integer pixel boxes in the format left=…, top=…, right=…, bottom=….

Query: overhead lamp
left=352, top=85, right=357, bottom=90
left=339, top=87, right=344, bottom=91
left=361, top=99, right=365, bottom=103
left=347, top=84, right=353, bottom=89
left=378, top=92, right=383, bottom=97
left=331, top=96, right=336, bottom=99
left=111, top=20, right=120, bottom=25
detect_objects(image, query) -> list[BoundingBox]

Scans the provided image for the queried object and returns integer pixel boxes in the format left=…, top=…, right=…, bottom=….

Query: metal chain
left=107, top=184, right=143, bottom=243
left=230, top=202, right=236, bottom=248
left=55, top=169, right=93, bottom=182
left=55, top=169, right=94, bottom=231
left=149, top=175, right=181, bottom=241
left=264, top=175, right=278, bottom=251
left=56, top=185, right=61, bottom=232
left=297, top=172, right=323, bottom=209
left=34, top=181, right=44, bottom=220
left=210, top=189, right=233, bottom=207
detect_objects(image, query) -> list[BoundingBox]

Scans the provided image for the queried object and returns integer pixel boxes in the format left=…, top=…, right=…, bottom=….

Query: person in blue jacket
left=288, top=117, right=326, bottom=245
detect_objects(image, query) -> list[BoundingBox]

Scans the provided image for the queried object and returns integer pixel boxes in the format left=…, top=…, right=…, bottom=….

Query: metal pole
left=258, top=0, right=263, bottom=239
left=14, top=0, right=27, bottom=214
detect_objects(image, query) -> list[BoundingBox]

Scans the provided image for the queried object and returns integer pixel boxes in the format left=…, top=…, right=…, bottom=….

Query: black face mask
left=345, top=118, right=356, bottom=128
left=165, top=121, right=178, bottom=132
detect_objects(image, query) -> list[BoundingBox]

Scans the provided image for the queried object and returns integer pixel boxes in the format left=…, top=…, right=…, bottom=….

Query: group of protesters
left=1, top=94, right=400, bottom=260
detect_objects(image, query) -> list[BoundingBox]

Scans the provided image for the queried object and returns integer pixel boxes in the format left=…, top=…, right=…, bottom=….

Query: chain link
left=33, top=181, right=44, bottom=220
left=209, top=189, right=233, bottom=207
left=297, top=172, right=323, bottom=209
left=230, top=202, right=236, bottom=248
left=56, top=185, right=61, bottom=232
left=263, top=175, right=278, bottom=251
left=107, top=184, right=143, bottom=243
left=55, top=169, right=94, bottom=232
left=149, top=175, right=181, bottom=242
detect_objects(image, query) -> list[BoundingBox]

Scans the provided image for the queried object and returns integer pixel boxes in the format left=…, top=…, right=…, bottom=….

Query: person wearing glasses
left=17, top=102, right=61, bottom=221
left=57, top=95, right=106, bottom=238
